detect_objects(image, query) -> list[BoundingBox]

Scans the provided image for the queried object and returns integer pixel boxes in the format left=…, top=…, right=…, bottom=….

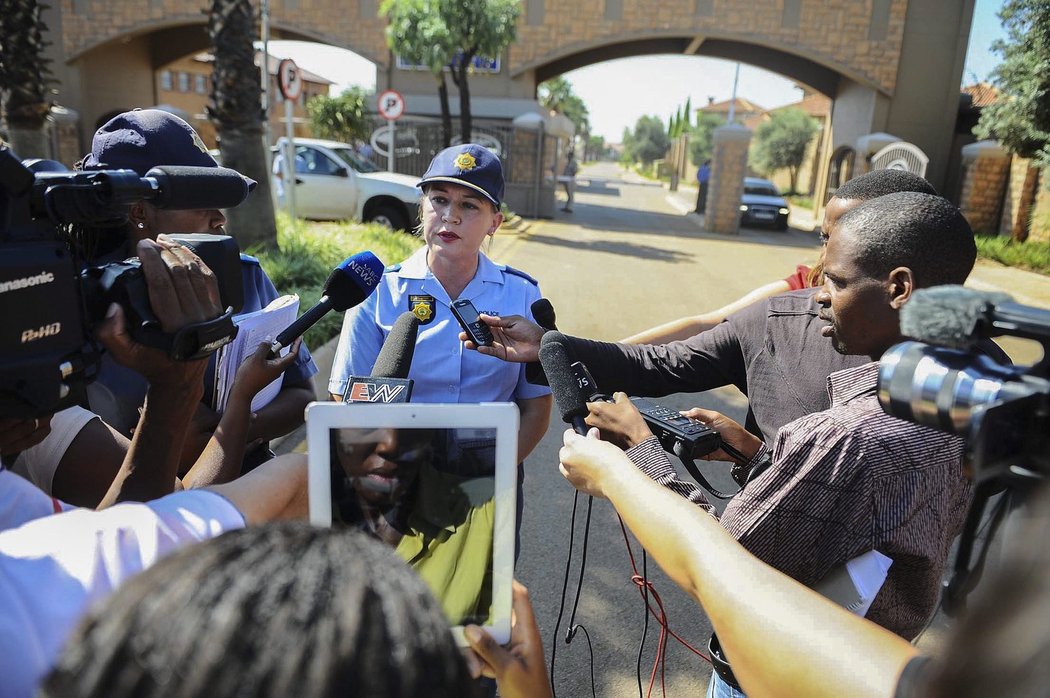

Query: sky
left=268, top=0, right=1006, bottom=143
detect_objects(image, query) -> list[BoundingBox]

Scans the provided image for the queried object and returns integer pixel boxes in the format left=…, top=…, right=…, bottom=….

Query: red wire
left=617, top=516, right=710, bottom=697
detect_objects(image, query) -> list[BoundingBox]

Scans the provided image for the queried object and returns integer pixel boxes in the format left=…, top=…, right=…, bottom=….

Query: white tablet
left=306, top=401, right=518, bottom=646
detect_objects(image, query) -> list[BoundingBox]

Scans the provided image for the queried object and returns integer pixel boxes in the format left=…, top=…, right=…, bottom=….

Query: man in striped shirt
left=586, top=192, right=976, bottom=649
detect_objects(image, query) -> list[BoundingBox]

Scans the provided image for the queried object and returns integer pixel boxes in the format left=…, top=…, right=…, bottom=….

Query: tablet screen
left=306, top=402, right=517, bottom=644
left=331, top=426, right=496, bottom=627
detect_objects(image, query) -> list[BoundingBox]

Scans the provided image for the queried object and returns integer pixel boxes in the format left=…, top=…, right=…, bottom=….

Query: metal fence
left=364, top=117, right=561, bottom=217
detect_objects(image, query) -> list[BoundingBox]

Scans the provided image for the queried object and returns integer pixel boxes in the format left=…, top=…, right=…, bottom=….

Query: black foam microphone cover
left=145, top=166, right=251, bottom=210
left=532, top=298, right=558, bottom=331
left=372, top=312, right=421, bottom=379
left=539, top=331, right=589, bottom=433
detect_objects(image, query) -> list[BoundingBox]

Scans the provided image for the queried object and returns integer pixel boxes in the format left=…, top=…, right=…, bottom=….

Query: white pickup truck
left=273, top=137, right=421, bottom=230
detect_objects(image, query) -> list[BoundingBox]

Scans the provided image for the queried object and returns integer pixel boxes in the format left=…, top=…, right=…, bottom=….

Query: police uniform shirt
left=329, top=246, right=551, bottom=405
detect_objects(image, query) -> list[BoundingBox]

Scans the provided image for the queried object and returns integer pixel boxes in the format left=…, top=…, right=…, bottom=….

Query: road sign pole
left=388, top=118, right=395, bottom=173
left=285, top=99, right=297, bottom=220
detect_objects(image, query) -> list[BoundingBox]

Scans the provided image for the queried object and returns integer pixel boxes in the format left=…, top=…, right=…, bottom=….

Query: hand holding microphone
left=270, top=251, right=385, bottom=357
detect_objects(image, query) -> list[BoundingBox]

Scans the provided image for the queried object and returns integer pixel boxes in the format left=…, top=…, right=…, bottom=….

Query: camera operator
left=75, top=109, right=317, bottom=474
left=0, top=234, right=311, bottom=696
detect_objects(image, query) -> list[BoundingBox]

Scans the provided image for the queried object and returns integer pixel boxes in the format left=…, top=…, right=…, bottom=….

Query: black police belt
left=708, top=633, right=743, bottom=690
left=135, top=306, right=239, bottom=361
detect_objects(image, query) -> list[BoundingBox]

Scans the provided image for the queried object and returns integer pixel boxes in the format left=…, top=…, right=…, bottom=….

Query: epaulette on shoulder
left=239, top=253, right=261, bottom=266
left=384, top=263, right=402, bottom=273
left=502, top=265, right=538, bottom=285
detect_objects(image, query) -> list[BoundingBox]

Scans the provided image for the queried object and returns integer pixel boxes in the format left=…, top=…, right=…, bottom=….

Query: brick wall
left=705, top=125, right=750, bottom=234
left=999, top=156, right=1040, bottom=241
left=959, top=154, right=1010, bottom=235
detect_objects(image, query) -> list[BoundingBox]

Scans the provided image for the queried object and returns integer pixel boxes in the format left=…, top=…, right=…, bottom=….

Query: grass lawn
left=248, top=214, right=421, bottom=349
left=975, top=233, right=1050, bottom=276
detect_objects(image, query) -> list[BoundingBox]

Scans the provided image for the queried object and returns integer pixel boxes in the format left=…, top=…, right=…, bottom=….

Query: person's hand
left=680, top=407, right=763, bottom=463
left=176, top=402, right=224, bottom=474
left=558, top=427, right=634, bottom=499
left=459, top=314, right=544, bottom=363
left=463, top=581, right=552, bottom=698
left=95, top=236, right=222, bottom=388
left=0, top=414, right=53, bottom=456
left=584, top=391, right=653, bottom=450
left=228, top=339, right=303, bottom=405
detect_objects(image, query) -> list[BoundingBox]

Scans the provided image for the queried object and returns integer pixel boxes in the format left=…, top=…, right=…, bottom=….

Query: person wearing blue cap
left=328, top=143, right=552, bottom=538
left=72, top=109, right=317, bottom=478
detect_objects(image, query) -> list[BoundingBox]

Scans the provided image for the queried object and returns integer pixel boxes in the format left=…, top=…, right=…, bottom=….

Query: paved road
left=489, top=161, right=827, bottom=697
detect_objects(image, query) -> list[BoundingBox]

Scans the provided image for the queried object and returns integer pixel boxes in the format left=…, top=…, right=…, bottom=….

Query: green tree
left=688, top=112, right=724, bottom=166
left=974, top=0, right=1050, bottom=169
left=207, top=0, right=278, bottom=247
left=381, top=0, right=455, bottom=147
left=442, top=0, right=520, bottom=143
left=0, top=0, right=52, bottom=158
left=749, top=108, right=819, bottom=193
left=586, top=134, right=605, bottom=161
left=626, top=115, right=669, bottom=166
left=381, top=0, right=518, bottom=145
left=538, top=75, right=590, bottom=138
left=306, top=88, right=371, bottom=144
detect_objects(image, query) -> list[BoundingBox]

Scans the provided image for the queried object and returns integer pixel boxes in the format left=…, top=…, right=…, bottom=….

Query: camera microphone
left=901, top=285, right=1050, bottom=350
left=145, top=166, right=253, bottom=210
left=270, top=251, right=384, bottom=357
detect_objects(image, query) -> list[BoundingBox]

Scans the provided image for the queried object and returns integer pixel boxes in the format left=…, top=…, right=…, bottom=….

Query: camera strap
left=134, top=306, right=238, bottom=361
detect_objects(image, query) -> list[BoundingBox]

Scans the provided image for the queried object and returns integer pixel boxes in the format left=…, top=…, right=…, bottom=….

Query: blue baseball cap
left=418, top=144, right=504, bottom=208
left=80, top=109, right=256, bottom=191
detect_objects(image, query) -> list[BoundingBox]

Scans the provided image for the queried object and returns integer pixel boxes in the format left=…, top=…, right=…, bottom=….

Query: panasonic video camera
left=0, top=146, right=247, bottom=419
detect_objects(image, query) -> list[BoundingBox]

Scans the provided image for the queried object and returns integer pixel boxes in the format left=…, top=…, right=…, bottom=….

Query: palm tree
left=0, top=0, right=52, bottom=159
left=207, top=0, right=278, bottom=248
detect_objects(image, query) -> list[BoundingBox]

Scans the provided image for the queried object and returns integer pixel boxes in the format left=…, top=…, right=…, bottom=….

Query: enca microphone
left=146, top=166, right=254, bottom=210
left=900, top=285, right=1050, bottom=349
left=539, top=331, right=595, bottom=435
left=526, top=298, right=558, bottom=386
left=343, top=312, right=420, bottom=403
left=270, top=251, right=384, bottom=356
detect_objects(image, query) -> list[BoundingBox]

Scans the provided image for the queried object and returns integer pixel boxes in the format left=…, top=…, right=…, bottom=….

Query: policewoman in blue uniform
left=329, top=143, right=552, bottom=472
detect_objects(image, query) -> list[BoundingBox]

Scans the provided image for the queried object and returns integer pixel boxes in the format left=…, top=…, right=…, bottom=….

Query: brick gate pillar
left=704, top=123, right=751, bottom=235
left=959, top=140, right=1010, bottom=236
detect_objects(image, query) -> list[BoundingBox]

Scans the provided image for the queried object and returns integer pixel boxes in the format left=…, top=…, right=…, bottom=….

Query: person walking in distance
left=695, top=159, right=711, bottom=214
left=561, top=149, right=579, bottom=213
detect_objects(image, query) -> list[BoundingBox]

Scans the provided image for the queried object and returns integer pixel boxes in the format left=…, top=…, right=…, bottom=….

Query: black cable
left=550, top=491, right=597, bottom=698
left=635, top=549, right=649, bottom=698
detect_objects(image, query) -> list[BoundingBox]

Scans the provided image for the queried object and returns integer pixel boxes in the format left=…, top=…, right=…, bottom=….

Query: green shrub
left=249, top=214, right=421, bottom=349
left=974, top=232, right=1050, bottom=275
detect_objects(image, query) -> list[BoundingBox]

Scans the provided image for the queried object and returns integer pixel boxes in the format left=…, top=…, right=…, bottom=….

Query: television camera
left=877, top=285, right=1050, bottom=612
left=0, top=146, right=249, bottom=419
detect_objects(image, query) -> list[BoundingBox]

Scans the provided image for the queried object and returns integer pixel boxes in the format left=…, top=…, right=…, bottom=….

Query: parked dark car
left=740, top=177, right=790, bottom=230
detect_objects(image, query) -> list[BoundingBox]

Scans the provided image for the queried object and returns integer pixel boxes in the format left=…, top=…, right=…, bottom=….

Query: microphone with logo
left=342, top=311, right=420, bottom=403
left=539, top=331, right=601, bottom=435
left=269, top=251, right=385, bottom=358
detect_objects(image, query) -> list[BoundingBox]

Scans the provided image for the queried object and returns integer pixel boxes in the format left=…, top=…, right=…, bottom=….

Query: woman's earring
left=136, top=222, right=145, bottom=230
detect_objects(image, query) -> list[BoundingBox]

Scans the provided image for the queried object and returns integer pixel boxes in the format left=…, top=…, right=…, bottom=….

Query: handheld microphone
left=270, top=251, right=384, bottom=357
left=901, top=285, right=1050, bottom=354
left=539, top=331, right=593, bottom=435
left=532, top=298, right=558, bottom=331
left=526, top=298, right=558, bottom=386
left=343, top=312, right=420, bottom=403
